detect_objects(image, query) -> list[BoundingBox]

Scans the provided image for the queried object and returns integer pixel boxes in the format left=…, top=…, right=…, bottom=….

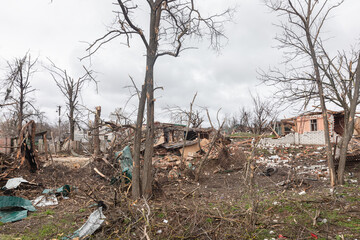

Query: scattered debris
left=261, top=167, right=277, bottom=176
left=17, top=120, right=39, bottom=173
left=32, top=194, right=58, bottom=207
left=42, top=185, right=71, bottom=198
left=0, top=196, right=36, bottom=223
left=63, top=207, right=106, bottom=239
left=117, top=146, right=133, bottom=180
left=310, top=233, right=318, bottom=239
left=1, top=177, right=28, bottom=190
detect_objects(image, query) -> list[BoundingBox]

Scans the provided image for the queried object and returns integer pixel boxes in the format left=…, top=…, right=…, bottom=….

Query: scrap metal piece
left=0, top=196, right=36, bottom=223
left=0, top=210, right=28, bottom=223
left=63, top=207, right=106, bottom=239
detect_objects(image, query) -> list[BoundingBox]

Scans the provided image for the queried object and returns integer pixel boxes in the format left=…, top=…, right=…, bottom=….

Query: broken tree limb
left=268, top=125, right=279, bottom=138
left=205, top=108, right=214, bottom=129
left=181, top=92, right=198, bottom=166
left=94, top=167, right=110, bottom=181
left=195, top=120, right=225, bottom=182
left=43, top=132, right=49, bottom=161
left=51, top=131, right=57, bottom=156
left=0, top=102, right=17, bottom=107
left=182, top=186, right=200, bottom=199
left=93, top=106, right=101, bottom=157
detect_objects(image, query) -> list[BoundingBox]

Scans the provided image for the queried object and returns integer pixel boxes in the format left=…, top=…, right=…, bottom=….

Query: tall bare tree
left=46, top=60, right=97, bottom=144
left=261, top=0, right=360, bottom=185
left=251, top=93, right=278, bottom=135
left=1, top=53, right=40, bottom=136
left=319, top=51, right=360, bottom=184
left=86, top=0, right=232, bottom=199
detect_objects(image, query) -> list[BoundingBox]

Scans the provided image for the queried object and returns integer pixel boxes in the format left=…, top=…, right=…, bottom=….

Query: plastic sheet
left=2, top=177, right=28, bottom=190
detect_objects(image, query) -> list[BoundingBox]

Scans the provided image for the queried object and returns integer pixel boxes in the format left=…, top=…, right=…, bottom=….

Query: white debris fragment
left=163, top=219, right=168, bottom=224
left=269, top=155, right=280, bottom=160
left=298, top=190, right=306, bottom=195
left=66, top=207, right=106, bottom=239
left=32, top=194, right=58, bottom=207
left=3, top=177, right=28, bottom=190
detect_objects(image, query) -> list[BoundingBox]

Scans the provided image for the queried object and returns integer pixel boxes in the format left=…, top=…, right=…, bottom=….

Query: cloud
left=1, top=0, right=360, bottom=126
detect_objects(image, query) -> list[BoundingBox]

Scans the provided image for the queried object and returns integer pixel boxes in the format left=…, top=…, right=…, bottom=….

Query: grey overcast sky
left=1, top=0, right=360, bottom=126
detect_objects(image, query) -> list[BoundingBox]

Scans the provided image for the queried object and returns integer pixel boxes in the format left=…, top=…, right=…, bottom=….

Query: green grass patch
left=44, top=209, right=55, bottom=216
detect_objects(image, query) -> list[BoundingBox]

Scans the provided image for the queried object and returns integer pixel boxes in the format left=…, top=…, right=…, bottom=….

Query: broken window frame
left=310, top=119, right=318, bottom=131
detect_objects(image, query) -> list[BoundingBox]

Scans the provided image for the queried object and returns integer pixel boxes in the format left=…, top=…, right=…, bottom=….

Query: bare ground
left=1, top=145, right=360, bottom=240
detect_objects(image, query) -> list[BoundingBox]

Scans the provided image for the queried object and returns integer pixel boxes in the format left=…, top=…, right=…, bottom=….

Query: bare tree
left=251, top=93, right=278, bottom=135
left=228, top=96, right=276, bottom=135
left=1, top=53, right=41, bottom=136
left=227, top=107, right=252, bottom=133
left=167, top=106, right=204, bottom=128
left=85, top=0, right=232, bottom=199
left=261, top=0, right=351, bottom=186
left=46, top=60, right=97, bottom=145
left=0, top=112, right=18, bottom=137
left=238, top=107, right=252, bottom=132
left=319, top=51, right=360, bottom=184
left=109, top=107, right=134, bottom=126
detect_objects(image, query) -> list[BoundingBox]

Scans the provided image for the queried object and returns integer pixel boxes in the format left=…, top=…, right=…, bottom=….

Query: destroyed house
left=294, top=111, right=344, bottom=137
left=266, top=111, right=347, bottom=146
left=276, top=111, right=345, bottom=137
left=154, top=122, right=212, bottom=143
left=153, top=122, right=214, bottom=156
